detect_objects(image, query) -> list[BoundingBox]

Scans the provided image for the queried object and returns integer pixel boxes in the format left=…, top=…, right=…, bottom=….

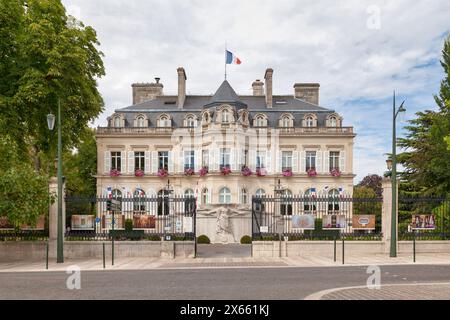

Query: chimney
left=264, top=68, right=273, bottom=108
left=131, top=78, right=164, bottom=105
left=252, top=79, right=264, bottom=96
left=177, top=67, right=187, bottom=109
left=294, top=83, right=320, bottom=105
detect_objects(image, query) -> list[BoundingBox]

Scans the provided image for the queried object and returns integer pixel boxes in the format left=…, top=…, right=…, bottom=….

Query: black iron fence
left=0, top=230, right=48, bottom=241
left=252, top=195, right=382, bottom=240
left=65, top=195, right=197, bottom=241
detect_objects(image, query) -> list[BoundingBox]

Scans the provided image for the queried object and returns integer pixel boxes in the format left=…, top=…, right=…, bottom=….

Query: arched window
left=255, top=115, right=267, bottom=127
left=304, top=188, right=317, bottom=213
left=157, top=189, right=170, bottom=216
left=185, top=115, right=197, bottom=128
left=184, top=189, right=194, bottom=197
left=136, top=115, right=145, bottom=128
left=281, top=189, right=293, bottom=216
left=222, top=110, right=230, bottom=123
left=329, top=116, right=337, bottom=127
left=240, top=188, right=248, bottom=205
left=112, top=189, right=122, bottom=199
left=184, top=189, right=195, bottom=213
left=328, top=189, right=340, bottom=212
left=202, top=112, right=210, bottom=124
left=158, top=115, right=171, bottom=127
left=219, top=187, right=231, bottom=204
left=114, top=117, right=121, bottom=128
left=133, top=189, right=146, bottom=212
left=201, top=188, right=210, bottom=205
left=305, top=116, right=314, bottom=127
left=281, top=115, right=292, bottom=128
left=255, top=188, right=266, bottom=198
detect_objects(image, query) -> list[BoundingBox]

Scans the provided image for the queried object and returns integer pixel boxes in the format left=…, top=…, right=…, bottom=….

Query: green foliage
left=357, top=175, right=383, bottom=197
left=0, top=0, right=105, bottom=170
left=125, top=219, right=133, bottom=231
left=197, top=234, right=211, bottom=244
left=397, top=35, right=450, bottom=194
left=240, top=235, right=252, bottom=244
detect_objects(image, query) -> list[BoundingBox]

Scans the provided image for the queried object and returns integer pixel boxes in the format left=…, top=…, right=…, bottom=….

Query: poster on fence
left=291, top=215, right=315, bottom=230
left=0, top=217, right=14, bottom=230
left=21, top=215, right=46, bottom=230
left=411, top=214, right=436, bottom=230
left=133, top=215, right=156, bottom=229
left=102, top=214, right=125, bottom=229
left=71, top=215, right=95, bottom=230
left=322, top=215, right=346, bottom=229
left=183, top=216, right=193, bottom=233
left=352, top=215, right=376, bottom=230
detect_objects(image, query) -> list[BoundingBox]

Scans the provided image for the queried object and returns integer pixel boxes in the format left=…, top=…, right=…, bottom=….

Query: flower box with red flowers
left=110, top=169, right=121, bottom=177
left=220, top=166, right=232, bottom=175
left=157, top=168, right=168, bottom=178
left=199, top=166, right=209, bottom=177
left=134, top=169, right=144, bottom=177
left=256, top=168, right=267, bottom=177
left=307, top=168, right=317, bottom=177
left=241, top=166, right=252, bottom=176
left=184, top=168, right=195, bottom=176
left=330, top=168, right=341, bottom=177
left=282, top=169, right=293, bottom=177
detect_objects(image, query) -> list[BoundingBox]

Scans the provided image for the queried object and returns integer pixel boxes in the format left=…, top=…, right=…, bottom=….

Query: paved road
left=196, top=244, right=252, bottom=258
left=1, top=264, right=450, bottom=300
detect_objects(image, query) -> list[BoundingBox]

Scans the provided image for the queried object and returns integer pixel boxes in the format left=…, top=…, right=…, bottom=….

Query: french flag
left=226, top=50, right=242, bottom=65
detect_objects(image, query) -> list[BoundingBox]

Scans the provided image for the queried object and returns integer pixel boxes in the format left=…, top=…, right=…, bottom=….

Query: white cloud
left=63, top=0, right=450, bottom=181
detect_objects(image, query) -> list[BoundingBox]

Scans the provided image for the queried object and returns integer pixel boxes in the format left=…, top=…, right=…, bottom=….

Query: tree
left=357, top=174, right=383, bottom=197
left=397, top=35, right=450, bottom=195
left=0, top=0, right=105, bottom=170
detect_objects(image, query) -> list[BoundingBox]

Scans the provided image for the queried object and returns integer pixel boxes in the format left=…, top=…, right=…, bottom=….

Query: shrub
left=145, top=234, right=162, bottom=241
left=240, top=235, right=252, bottom=244
left=197, top=234, right=210, bottom=244
left=125, top=219, right=133, bottom=231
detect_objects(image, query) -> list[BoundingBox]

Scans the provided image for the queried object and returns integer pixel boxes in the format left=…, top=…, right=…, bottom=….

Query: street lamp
left=47, top=99, right=64, bottom=263
left=390, top=91, right=406, bottom=258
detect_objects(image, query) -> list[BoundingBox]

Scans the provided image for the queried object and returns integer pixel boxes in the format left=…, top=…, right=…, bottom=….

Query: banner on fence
left=352, top=215, right=376, bottom=230
left=411, top=214, right=436, bottom=230
left=133, top=215, right=156, bottom=229
left=102, top=214, right=125, bottom=229
left=71, top=215, right=95, bottom=230
left=183, top=216, right=193, bottom=233
left=21, top=215, right=46, bottom=231
left=322, top=215, right=346, bottom=229
left=0, top=217, right=14, bottom=230
left=291, top=215, right=315, bottom=230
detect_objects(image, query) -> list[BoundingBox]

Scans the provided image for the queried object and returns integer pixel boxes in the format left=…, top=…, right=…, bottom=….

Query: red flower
left=282, top=169, right=293, bottom=177
left=199, top=166, right=209, bottom=177
left=307, top=168, right=317, bottom=177
left=110, top=169, right=121, bottom=177
left=135, top=169, right=144, bottom=177
left=157, top=168, right=168, bottom=178
left=220, top=166, right=232, bottom=175
left=241, top=166, right=252, bottom=176
left=330, top=169, right=341, bottom=177
left=256, top=168, right=267, bottom=177
left=184, top=168, right=195, bottom=176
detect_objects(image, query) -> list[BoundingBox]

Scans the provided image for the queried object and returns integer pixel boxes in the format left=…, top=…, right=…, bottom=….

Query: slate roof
left=114, top=80, right=337, bottom=128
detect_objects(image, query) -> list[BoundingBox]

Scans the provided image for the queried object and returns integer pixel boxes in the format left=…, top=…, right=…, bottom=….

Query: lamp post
left=47, top=99, right=64, bottom=263
left=390, top=91, right=406, bottom=258
left=164, top=179, right=174, bottom=240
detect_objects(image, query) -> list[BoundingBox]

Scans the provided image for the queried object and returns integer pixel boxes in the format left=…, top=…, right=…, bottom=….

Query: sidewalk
left=1, top=253, right=450, bottom=272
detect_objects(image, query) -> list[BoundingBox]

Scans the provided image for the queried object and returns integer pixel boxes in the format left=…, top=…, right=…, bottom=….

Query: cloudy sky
left=63, top=0, right=449, bottom=182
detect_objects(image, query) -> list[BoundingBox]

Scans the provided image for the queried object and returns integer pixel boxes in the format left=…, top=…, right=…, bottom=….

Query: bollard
left=334, top=237, right=337, bottom=262
left=413, top=233, right=416, bottom=263
left=342, top=237, right=345, bottom=265
left=46, top=241, right=49, bottom=270
left=103, top=243, right=106, bottom=269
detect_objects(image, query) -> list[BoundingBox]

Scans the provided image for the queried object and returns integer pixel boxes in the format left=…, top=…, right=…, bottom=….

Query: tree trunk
left=33, top=145, right=41, bottom=171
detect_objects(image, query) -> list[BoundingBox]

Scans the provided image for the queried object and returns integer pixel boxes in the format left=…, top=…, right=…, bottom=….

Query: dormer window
left=329, top=116, right=337, bottom=127
left=114, top=116, right=121, bottom=128
left=305, top=116, right=314, bottom=127
left=185, top=115, right=197, bottom=128
left=222, top=109, right=230, bottom=123
left=326, top=113, right=341, bottom=127
left=303, top=114, right=318, bottom=128
left=254, top=114, right=267, bottom=127
left=279, top=114, right=294, bottom=128
left=157, top=114, right=171, bottom=127
left=136, top=116, right=145, bottom=128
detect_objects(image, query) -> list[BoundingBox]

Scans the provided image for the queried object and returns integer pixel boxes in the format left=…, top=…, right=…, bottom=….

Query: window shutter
left=104, top=151, right=111, bottom=173
left=208, top=189, right=212, bottom=204
left=316, top=151, right=322, bottom=173
left=340, top=151, right=346, bottom=173
left=266, top=150, right=272, bottom=173
left=278, top=151, right=283, bottom=173
left=120, top=152, right=126, bottom=173
left=168, top=151, right=174, bottom=173
left=208, top=149, right=213, bottom=171
left=194, top=149, right=201, bottom=172
left=324, top=151, right=330, bottom=173
left=178, top=148, right=184, bottom=173
left=237, top=188, right=241, bottom=205
left=300, top=151, right=306, bottom=173
left=249, top=149, right=256, bottom=171
left=151, top=151, right=158, bottom=173
left=231, top=148, right=236, bottom=171
left=144, top=151, right=151, bottom=174
left=292, top=151, right=299, bottom=173
left=212, top=149, right=219, bottom=171
left=128, top=151, right=134, bottom=173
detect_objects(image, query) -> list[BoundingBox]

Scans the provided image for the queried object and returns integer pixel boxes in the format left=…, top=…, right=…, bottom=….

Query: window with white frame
left=133, top=189, right=146, bottom=212
left=114, top=117, right=121, bottom=128
left=256, top=151, right=266, bottom=169
left=202, top=150, right=209, bottom=167
left=240, top=188, right=248, bottom=205
left=281, top=116, right=291, bottom=128
left=134, top=151, right=145, bottom=171
left=185, top=115, right=197, bottom=127
left=219, top=187, right=231, bottom=204
left=111, top=152, right=121, bottom=171
left=329, top=116, right=337, bottom=127
left=256, top=188, right=266, bottom=197
left=305, top=116, right=314, bottom=127
left=158, top=115, right=171, bottom=127
left=220, top=148, right=231, bottom=169
left=304, top=188, right=317, bottom=213
left=328, top=189, right=340, bottom=212
left=222, top=109, right=230, bottom=123
left=282, top=151, right=293, bottom=171
left=201, top=188, right=210, bottom=204
left=329, top=151, right=340, bottom=171
left=112, top=189, right=122, bottom=199
left=281, top=189, right=293, bottom=215
left=255, top=115, right=266, bottom=127
left=158, top=151, right=169, bottom=170
left=306, top=151, right=316, bottom=171
left=184, top=150, right=195, bottom=170
left=136, top=116, right=145, bottom=128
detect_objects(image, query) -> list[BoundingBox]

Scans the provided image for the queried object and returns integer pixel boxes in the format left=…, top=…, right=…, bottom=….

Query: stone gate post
left=381, top=178, right=398, bottom=255
left=48, top=177, right=66, bottom=258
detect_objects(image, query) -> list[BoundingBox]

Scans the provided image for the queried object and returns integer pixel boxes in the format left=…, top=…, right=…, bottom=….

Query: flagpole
left=224, top=42, right=227, bottom=80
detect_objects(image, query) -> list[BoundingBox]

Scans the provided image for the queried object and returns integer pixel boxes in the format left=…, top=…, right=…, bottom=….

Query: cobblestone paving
left=320, top=283, right=450, bottom=300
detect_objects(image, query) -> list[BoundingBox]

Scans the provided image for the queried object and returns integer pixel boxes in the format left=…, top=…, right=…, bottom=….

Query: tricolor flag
left=311, top=188, right=317, bottom=198
left=136, top=187, right=145, bottom=197
left=226, top=50, right=242, bottom=65
left=106, top=186, right=112, bottom=199
left=338, top=187, right=344, bottom=197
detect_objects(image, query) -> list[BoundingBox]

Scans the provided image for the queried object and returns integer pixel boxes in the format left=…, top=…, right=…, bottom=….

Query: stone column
left=48, top=177, right=66, bottom=258
left=381, top=178, right=398, bottom=254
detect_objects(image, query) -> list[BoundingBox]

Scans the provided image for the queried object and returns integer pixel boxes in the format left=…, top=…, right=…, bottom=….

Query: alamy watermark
left=66, top=265, right=81, bottom=290
left=366, top=265, right=381, bottom=290
left=366, top=5, right=381, bottom=30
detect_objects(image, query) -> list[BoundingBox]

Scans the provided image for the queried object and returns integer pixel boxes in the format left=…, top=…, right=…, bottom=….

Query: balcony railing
left=97, top=126, right=354, bottom=135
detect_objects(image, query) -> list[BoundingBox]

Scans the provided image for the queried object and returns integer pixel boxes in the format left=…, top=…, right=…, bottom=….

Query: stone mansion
left=96, top=67, right=355, bottom=207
